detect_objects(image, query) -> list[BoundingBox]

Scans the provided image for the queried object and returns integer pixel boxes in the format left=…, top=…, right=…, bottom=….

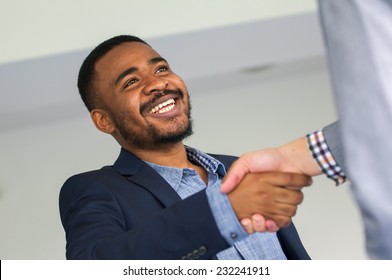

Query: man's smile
left=149, top=98, right=176, bottom=114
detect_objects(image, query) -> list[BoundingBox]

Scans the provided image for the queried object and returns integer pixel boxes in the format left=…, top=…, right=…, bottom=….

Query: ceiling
left=0, top=0, right=317, bottom=65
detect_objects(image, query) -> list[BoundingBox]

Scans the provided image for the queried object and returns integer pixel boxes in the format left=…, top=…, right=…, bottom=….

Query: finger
left=240, top=218, right=254, bottom=234
left=259, top=201, right=299, bottom=220
left=265, top=220, right=280, bottom=232
left=261, top=172, right=313, bottom=188
left=273, top=189, right=304, bottom=206
left=221, top=159, right=250, bottom=193
left=265, top=215, right=293, bottom=228
left=252, top=214, right=267, bottom=232
left=285, top=183, right=313, bottom=190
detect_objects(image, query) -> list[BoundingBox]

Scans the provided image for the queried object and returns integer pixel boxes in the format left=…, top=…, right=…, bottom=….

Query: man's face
left=94, top=41, right=193, bottom=150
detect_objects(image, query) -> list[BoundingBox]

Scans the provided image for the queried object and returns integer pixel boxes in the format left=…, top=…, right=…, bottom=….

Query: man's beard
left=112, top=90, right=194, bottom=150
left=145, top=113, right=194, bottom=146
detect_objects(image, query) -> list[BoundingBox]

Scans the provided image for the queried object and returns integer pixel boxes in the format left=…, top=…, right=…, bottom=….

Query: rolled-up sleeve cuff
left=306, top=129, right=347, bottom=186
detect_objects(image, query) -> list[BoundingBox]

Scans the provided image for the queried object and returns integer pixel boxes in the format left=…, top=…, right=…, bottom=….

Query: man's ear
left=90, top=109, right=115, bottom=134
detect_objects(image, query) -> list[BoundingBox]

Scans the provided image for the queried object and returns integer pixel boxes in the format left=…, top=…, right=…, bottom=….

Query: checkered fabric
left=307, top=130, right=347, bottom=185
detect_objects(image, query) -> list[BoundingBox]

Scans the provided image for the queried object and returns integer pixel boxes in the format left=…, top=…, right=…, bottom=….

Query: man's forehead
left=96, top=41, right=161, bottom=71
left=94, top=41, right=166, bottom=88
left=106, top=41, right=158, bottom=60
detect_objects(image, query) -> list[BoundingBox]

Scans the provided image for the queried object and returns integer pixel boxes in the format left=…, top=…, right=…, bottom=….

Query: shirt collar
left=185, top=145, right=227, bottom=176
left=144, top=146, right=227, bottom=191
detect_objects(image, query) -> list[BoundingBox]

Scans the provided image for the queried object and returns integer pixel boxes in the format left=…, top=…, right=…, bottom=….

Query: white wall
left=0, top=55, right=367, bottom=259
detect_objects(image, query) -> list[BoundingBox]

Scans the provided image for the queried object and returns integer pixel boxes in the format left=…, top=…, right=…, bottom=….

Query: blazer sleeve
left=59, top=169, right=228, bottom=260
left=322, top=121, right=345, bottom=170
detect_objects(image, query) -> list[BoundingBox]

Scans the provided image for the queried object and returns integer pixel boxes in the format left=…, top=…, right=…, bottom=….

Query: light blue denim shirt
left=145, top=145, right=286, bottom=260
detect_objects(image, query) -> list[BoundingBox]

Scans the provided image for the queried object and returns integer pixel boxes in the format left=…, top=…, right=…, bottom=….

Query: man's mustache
left=140, top=89, right=184, bottom=112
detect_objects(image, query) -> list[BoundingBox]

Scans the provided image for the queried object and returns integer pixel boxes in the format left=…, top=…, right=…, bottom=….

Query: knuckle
left=296, top=191, right=304, bottom=204
left=291, top=206, right=298, bottom=216
left=284, top=205, right=297, bottom=217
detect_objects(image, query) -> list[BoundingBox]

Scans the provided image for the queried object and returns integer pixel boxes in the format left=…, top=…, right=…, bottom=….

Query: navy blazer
left=59, top=148, right=310, bottom=260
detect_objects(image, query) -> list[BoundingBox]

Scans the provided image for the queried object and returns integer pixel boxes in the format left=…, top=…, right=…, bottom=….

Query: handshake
left=221, top=139, right=321, bottom=234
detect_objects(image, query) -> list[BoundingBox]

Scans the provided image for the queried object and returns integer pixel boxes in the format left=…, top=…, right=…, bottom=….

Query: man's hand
left=222, top=148, right=291, bottom=194
left=227, top=172, right=312, bottom=229
left=221, top=137, right=320, bottom=194
left=240, top=214, right=280, bottom=233
left=222, top=138, right=321, bottom=233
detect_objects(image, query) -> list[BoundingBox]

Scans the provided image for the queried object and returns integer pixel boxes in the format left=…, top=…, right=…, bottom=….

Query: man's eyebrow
left=115, top=67, right=137, bottom=86
left=114, top=57, right=168, bottom=86
left=149, top=57, right=167, bottom=65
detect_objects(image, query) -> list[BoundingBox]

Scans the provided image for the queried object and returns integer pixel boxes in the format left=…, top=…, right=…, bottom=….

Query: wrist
left=278, top=137, right=322, bottom=176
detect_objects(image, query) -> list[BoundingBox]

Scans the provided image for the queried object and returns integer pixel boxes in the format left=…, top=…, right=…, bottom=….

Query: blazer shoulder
left=60, top=166, right=120, bottom=197
left=62, top=166, right=115, bottom=185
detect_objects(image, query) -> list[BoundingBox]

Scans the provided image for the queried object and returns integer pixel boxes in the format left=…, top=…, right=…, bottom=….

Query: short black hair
left=77, top=35, right=149, bottom=111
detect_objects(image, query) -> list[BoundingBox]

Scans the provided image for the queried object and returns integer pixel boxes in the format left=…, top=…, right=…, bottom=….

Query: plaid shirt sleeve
left=306, top=130, right=347, bottom=185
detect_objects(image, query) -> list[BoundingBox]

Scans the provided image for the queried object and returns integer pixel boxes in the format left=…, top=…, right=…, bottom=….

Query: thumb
left=221, top=159, right=249, bottom=193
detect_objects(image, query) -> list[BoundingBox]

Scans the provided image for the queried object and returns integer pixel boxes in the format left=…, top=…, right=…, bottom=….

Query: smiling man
left=59, top=35, right=312, bottom=260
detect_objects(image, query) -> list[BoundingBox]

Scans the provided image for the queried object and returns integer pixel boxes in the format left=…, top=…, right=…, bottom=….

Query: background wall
left=0, top=0, right=367, bottom=259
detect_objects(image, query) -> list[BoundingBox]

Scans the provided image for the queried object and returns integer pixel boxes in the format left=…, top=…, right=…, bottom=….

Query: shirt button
left=230, top=232, right=238, bottom=240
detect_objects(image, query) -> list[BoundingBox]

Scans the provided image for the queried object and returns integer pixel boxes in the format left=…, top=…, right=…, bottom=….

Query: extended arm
left=221, top=122, right=346, bottom=231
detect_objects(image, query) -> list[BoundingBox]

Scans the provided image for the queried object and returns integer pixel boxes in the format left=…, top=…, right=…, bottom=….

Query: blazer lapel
left=112, top=148, right=182, bottom=207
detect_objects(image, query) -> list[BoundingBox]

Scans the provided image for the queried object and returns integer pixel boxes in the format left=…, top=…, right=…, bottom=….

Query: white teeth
left=149, top=98, right=175, bottom=114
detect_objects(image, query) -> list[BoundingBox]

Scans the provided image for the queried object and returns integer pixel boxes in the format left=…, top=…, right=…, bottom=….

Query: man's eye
left=156, top=66, right=168, bottom=73
left=124, top=78, right=137, bottom=88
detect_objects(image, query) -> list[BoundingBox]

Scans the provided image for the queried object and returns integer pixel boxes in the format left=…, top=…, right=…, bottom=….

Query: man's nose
left=143, top=76, right=168, bottom=95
